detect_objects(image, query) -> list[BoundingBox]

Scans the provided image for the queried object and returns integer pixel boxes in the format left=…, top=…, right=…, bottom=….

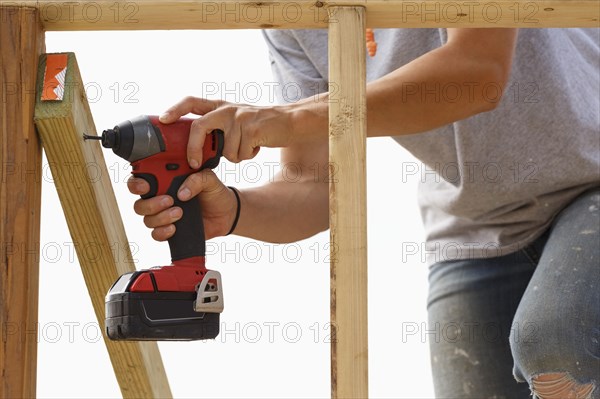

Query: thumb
left=177, top=169, right=223, bottom=201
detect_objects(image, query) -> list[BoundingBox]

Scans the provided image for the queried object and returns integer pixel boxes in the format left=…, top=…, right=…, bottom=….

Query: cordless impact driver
left=85, top=115, right=224, bottom=341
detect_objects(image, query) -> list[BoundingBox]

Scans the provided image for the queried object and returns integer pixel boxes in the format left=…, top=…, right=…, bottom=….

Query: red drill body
left=95, top=115, right=224, bottom=341
left=131, top=116, right=220, bottom=200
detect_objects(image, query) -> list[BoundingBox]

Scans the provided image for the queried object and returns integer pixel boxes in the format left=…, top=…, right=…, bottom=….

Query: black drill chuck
left=83, top=128, right=119, bottom=148
left=99, top=128, right=119, bottom=149
left=83, top=116, right=162, bottom=163
left=83, top=126, right=128, bottom=158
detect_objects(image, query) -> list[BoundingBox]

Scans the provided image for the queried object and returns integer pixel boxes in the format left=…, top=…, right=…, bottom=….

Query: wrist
left=226, top=186, right=241, bottom=236
left=283, top=95, right=329, bottom=145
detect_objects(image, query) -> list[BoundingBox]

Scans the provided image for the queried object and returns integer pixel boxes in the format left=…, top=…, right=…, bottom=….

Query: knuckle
left=187, top=173, right=204, bottom=188
left=234, top=108, right=249, bottom=123
left=183, top=95, right=197, bottom=104
left=221, top=104, right=236, bottom=113
left=190, top=118, right=204, bottom=129
left=238, top=145, right=251, bottom=159
left=151, top=229, right=164, bottom=241
left=223, top=148, right=239, bottom=163
left=164, top=225, right=176, bottom=238
left=245, top=124, right=259, bottom=141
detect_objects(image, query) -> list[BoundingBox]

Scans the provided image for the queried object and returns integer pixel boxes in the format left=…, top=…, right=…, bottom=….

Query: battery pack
left=105, top=272, right=220, bottom=341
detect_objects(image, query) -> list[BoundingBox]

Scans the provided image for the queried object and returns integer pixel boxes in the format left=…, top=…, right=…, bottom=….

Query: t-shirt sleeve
left=261, top=29, right=328, bottom=104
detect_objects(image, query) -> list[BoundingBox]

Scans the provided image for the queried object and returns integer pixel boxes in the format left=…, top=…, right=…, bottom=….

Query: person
left=128, top=28, right=600, bottom=398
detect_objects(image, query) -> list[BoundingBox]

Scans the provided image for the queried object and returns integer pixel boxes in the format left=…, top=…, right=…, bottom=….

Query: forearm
left=288, top=29, right=517, bottom=142
left=365, top=42, right=508, bottom=136
left=234, top=177, right=328, bottom=243
left=216, top=29, right=517, bottom=241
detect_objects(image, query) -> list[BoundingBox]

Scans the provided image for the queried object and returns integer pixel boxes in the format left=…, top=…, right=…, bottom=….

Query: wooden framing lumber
left=33, top=53, right=172, bottom=399
left=1, top=0, right=595, bottom=395
left=0, top=7, right=44, bottom=398
left=328, top=7, right=369, bottom=398
left=0, top=0, right=597, bottom=30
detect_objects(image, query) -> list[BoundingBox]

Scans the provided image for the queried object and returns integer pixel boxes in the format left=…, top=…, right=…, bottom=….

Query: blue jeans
left=428, top=187, right=600, bottom=398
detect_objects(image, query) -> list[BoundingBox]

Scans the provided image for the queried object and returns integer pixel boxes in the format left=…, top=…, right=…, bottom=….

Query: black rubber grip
left=166, top=174, right=205, bottom=260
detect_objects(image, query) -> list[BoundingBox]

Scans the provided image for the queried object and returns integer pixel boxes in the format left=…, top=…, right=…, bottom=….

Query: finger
left=133, top=195, right=173, bottom=216
left=178, top=169, right=221, bottom=201
left=151, top=225, right=175, bottom=241
left=238, top=142, right=260, bottom=161
left=127, top=176, right=150, bottom=195
left=222, top=120, right=242, bottom=163
left=238, top=124, right=261, bottom=161
left=143, top=207, right=182, bottom=228
left=188, top=118, right=210, bottom=169
left=188, top=109, right=233, bottom=168
left=159, top=96, right=219, bottom=124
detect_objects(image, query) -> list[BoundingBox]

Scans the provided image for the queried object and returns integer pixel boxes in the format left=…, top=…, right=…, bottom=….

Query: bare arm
left=233, top=140, right=329, bottom=243
left=131, top=29, right=518, bottom=243
left=287, top=28, right=518, bottom=141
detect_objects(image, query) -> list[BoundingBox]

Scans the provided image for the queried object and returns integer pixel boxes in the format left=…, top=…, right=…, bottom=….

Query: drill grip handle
left=165, top=175, right=205, bottom=260
left=131, top=129, right=224, bottom=261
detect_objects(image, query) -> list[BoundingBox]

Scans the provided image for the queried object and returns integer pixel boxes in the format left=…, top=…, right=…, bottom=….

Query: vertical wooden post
left=0, top=6, right=45, bottom=398
left=328, top=6, right=369, bottom=398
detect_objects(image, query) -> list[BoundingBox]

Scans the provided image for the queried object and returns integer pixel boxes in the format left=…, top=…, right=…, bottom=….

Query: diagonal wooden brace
left=34, top=52, right=172, bottom=399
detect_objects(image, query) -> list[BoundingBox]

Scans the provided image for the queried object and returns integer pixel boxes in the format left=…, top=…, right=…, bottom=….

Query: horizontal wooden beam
left=0, top=0, right=597, bottom=30
left=34, top=52, right=172, bottom=399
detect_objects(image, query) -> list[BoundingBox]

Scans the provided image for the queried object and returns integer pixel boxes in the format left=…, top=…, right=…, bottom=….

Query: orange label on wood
left=41, top=54, right=68, bottom=101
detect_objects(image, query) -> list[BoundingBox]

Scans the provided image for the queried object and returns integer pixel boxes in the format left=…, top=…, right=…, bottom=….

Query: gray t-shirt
left=263, top=28, right=600, bottom=263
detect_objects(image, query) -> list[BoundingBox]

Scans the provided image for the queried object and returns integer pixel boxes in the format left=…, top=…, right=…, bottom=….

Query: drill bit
left=83, top=133, right=102, bottom=141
